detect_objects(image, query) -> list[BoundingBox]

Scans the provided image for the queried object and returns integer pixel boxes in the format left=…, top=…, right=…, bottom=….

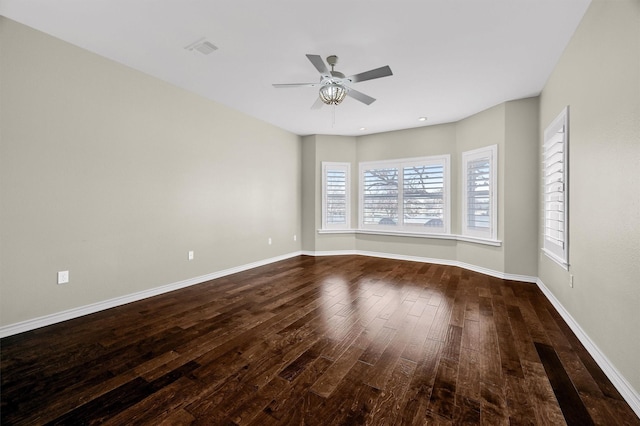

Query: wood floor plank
left=261, top=356, right=333, bottom=422
left=535, top=342, right=595, bottom=426
left=492, top=295, right=525, bottom=378
left=400, top=303, right=438, bottom=362
left=364, top=313, right=420, bottom=390
left=396, top=338, right=442, bottom=425
left=359, top=325, right=396, bottom=366
left=506, top=304, right=540, bottom=364
left=504, top=374, right=538, bottom=426
left=428, top=357, right=459, bottom=420
left=366, top=357, right=417, bottom=425
left=310, top=343, right=367, bottom=398
left=461, top=318, right=480, bottom=351
left=306, top=360, right=372, bottom=425
left=456, top=348, right=481, bottom=402
left=522, top=359, right=568, bottom=426
left=2, top=255, right=637, bottom=425
left=480, top=380, right=509, bottom=426
left=451, top=395, right=481, bottom=424
left=478, top=297, right=502, bottom=387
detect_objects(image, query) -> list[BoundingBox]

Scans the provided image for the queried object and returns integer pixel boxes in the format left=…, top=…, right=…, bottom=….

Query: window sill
left=317, top=228, right=502, bottom=247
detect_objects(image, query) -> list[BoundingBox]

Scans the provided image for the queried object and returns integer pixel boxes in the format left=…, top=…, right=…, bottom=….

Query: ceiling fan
left=272, top=54, right=393, bottom=109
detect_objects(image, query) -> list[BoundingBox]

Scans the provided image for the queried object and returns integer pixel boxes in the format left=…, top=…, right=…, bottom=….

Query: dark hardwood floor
left=1, top=255, right=638, bottom=425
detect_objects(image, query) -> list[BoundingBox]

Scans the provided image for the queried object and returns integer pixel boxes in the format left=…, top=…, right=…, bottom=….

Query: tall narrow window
left=359, top=155, right=450, bottom=233
left=322, top=162, right=351, bottom=229
left=462, top=145, right=497, bottom=239
left=542, top=107, right=569, bottom=268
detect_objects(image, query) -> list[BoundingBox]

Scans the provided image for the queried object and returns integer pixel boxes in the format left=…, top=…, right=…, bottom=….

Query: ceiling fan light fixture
left=319, top=83, right=347, bottom=105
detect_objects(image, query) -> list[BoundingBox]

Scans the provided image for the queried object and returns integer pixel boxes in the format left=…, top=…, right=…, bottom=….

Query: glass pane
left=363, top=167, right=398, bottom=225
left=467, top=158, right=490, bottom=229
left=326, top=170, right=346, bottom=224
left=403, top=164, right=444, bottom=228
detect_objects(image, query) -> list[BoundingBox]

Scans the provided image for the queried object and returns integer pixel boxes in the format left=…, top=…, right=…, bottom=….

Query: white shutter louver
left=403, top=164, right=444, bottom=229
left=462, top=145, right=497, bottom=239
left=362, top=167, right=398, bottom=225
left=542, top=107, right=569, bottom=267
left=326, top=170, right=347, bottom=224
left=322, top=162, right=351, bottom=229
left=359, top=156, right=450, bottom=233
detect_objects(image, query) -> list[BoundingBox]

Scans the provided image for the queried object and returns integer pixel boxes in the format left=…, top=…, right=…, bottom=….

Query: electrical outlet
left=293, top=234, right=297, bottom=242
left=569, top=274, right=574, bottom=288
left=268, top=238, right=272, bottom=245
left=57, top=270, right=69, bottom=285
left=188, top=251, right=194, bottom=261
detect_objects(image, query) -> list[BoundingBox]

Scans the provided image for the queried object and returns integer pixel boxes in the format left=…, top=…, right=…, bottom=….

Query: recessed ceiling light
left=418, top=117, right=428, bottom=122
left=359, top=127, right=366, bottom=131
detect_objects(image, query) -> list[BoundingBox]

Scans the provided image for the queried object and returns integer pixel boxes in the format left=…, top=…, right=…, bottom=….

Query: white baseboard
left=536, top=278, right=640, bottom=418
left=300, top=250, right=357, bottom=257
left=0, top=251, right=302, bottom=339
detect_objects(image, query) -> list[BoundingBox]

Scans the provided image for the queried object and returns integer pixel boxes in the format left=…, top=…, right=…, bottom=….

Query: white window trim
left=462, top=145, right=498, bottom=240
left=542, top=106, right=569, bottom=269
left=358, top=155, right=451, bottom=234
left=321, top=162, right=351, bottom=230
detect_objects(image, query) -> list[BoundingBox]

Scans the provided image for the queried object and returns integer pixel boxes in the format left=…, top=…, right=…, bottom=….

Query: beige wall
left=355, top=123, right=460, bottom=260
left=303, top=101, right=540, bottom=277
left=455, top=103, right=506, bottom=272
left=300, top=135, right=317, bottom=252
left=0, top=18, right=302, bottom=326
left=301, top=135, right=358, bottom=253
left=538, top=0, right=640, bottom=394
left=504, top=98, right=539, bottom=276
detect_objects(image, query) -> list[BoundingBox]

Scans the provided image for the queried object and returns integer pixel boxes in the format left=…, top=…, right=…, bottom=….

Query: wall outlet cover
left=57, top=270, right=69, bottom=285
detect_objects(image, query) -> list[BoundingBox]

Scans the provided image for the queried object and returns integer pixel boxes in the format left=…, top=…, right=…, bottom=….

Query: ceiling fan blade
left=311, top=97, right=324, bottom=109
left=306, top=54, right=330, bottom=77
left=272, top=83, right=320, bottom=88
left=345, top=87, right=376, bottom=105
left=347, top=65, right=393, bottom=83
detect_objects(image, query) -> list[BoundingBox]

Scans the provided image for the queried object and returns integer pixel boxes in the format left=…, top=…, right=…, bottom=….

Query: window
left=462, top=145, right=497, bottom=239
left=359, top=155, right=450, bottom=233
left=542, top=107, right=569, bottom=268
left=322, top=162, right=351, bottom=229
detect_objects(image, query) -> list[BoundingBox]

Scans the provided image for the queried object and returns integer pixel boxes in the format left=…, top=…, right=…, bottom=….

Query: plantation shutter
left=542, top=107, right=569, bottom=267
left=543, top=129, right=566, bottom=247
left=403, top=164, right=444, bottom=229
left=466, top=158, right=491, bottom=229
left=322, top=163, right=351, bottom=229
left=462, top=145, right=496, bottom=239
left=362, top=167, right=398, bottom=225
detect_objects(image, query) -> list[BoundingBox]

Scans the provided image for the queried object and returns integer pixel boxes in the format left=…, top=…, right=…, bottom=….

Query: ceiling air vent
left=184, top=38, right=218, bottom=55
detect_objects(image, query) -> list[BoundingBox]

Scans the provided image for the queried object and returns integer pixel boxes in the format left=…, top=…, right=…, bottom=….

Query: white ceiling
left=1, top=0, right=591, bottom=136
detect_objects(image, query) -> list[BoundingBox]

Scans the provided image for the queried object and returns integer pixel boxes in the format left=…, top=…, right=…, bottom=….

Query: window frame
left=358, top=155, right=451, bottom=234
left=542, top=106, right=569, bottom=269
left=321, top=162, right=351, bottom=230
left=461, top=145, right=498, bottom=240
